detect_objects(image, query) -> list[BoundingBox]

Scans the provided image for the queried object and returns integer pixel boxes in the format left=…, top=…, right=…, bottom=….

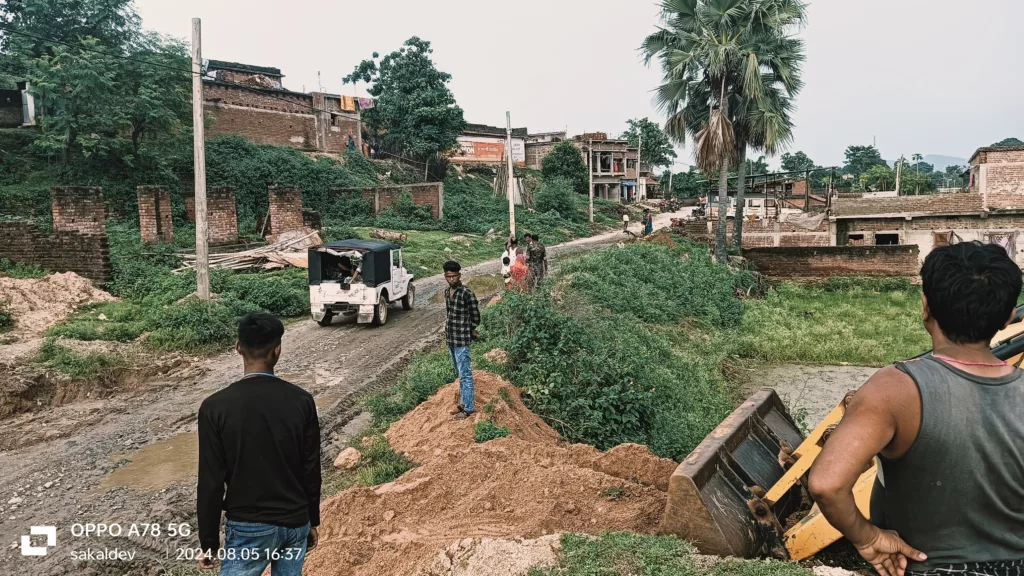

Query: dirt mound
left=306, top=372, right=677, bottom=576
left=423, top=535, right=561, bottom=576
left=0, top=272, right=115, bottom=343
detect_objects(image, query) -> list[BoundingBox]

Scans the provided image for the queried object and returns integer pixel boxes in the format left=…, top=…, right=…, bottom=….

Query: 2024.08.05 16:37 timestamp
left=174, top=547, right=304, bottom=562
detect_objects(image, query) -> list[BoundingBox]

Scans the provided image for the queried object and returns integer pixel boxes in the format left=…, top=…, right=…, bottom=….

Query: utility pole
left=505, top=111, right=516, bottom=238
left=587, top=140, right=594, bottom=223
left=191, top=18, right=210, bottom=301
left=895, top=157, right=904, bottom=196
left=636, top=130, right=643, bottom=202
left=668, top=170, right=674, bottom=198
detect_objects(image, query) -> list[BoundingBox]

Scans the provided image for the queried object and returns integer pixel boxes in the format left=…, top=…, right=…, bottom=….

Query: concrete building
left=450, top=123, right=528, bottom=166
left=202, top=60, right=363, bottom=154
left=524, top=131, right=568, bottom=170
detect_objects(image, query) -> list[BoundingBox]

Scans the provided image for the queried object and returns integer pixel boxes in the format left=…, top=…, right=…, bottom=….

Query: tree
left=860, top=165, right=895, bottom=191
left=993, top=137, right=1024, bottom=147
left=780, top=151, right=815, bottom=172
left=912, top=153, right=923, bottom=177
left=743, top=155, right=770, bottom=176
left=843, top=145, right=887, bottom=178
left=343, top=37, right=466, bottom=161
left=621, top=117, right=677, bottom=169
left=541, top=141, right=589, bottom=195
left=663, top=167, right=705, bottom=197
left=1, top=0, right=140, bottom=83
left=643, top=0, right=806, bottom=260
left=534, top=177, right=578, bottom=218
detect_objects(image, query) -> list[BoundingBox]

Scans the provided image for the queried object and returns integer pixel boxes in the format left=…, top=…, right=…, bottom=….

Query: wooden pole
left=588, top=140, right=594, bottom=223
left=506, top=111, right=516, bottom=238
left=192, top=18, right=210, bottom=301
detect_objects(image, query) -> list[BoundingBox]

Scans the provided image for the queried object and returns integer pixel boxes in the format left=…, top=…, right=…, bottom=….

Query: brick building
left=830, top=147, right=1024, bottom=266
left=203, top=60, right=363, bottom=154
left=137, top=186, right=174, bottom=244
left=451, top=123, right=528, bottom=166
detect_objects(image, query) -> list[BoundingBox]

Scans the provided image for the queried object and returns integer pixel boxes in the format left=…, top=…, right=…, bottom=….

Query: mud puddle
left=101, top=432, right=198, bottom=491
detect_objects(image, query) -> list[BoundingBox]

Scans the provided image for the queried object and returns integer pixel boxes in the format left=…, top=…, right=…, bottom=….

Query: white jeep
left=308, top=239, right=415, bottom=327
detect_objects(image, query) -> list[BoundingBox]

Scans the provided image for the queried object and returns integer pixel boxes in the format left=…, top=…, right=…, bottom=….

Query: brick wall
left=183, top=194, right=196, bottom=222
left=334, top=183, right=445, bottom=220
left=52, top=187, right=106, bottom=236
left=525, top=142, right=557, bottom=170
left=267, top=186, right=304, bottom=236
left=207, top=187, right=239, bottom=245
left=137, top=186, right=174, bottom=244
left=835, top=192, right=984, bottom=217
left=744, top=245, right=919, bottom=279
left=681, top=218, right=829, bottom=248
left=204, top=83, right=359, bottom=152
left=986, top=149, right=1024, bottom=164
left=0, top=222, right=112, bottom=283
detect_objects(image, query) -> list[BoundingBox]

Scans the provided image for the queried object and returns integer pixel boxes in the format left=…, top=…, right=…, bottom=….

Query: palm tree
left=643, top=0, right=806, bottom=259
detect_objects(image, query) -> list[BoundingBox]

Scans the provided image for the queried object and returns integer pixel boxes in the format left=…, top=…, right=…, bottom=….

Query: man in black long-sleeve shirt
left=196, top=312, right=321, bottom=575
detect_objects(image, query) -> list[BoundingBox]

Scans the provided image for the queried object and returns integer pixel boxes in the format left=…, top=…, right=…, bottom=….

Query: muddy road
left=0, top=213, right=685, bottom=576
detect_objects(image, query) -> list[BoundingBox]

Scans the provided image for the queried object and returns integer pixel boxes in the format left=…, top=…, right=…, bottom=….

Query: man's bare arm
left=808, top=366, right=926, bottom=576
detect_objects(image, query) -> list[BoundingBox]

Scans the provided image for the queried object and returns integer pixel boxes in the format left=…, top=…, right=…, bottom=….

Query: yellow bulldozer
left=660, top=308, right=1024, bottom=560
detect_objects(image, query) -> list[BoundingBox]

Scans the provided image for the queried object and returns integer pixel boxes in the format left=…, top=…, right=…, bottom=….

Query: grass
left=474, top=419, right=511, bottom=443
left=353, top=436, right=415, bottom=487
left=0, top=257, right=49, bottom=279
left=735, top=280, right=928, bottom=366
left=526, top=533, right=811, bottom=576
left=36, top=339, right=126, bottom=380
left=0, top=298, right=11, bottom=332
left=354, top=228, right=503, bottom=275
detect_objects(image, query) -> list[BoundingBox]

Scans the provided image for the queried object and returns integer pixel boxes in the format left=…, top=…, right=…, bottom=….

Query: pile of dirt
left=0, top=272, right=115, bottom=343
left=305, top=372, right=678, bottom=576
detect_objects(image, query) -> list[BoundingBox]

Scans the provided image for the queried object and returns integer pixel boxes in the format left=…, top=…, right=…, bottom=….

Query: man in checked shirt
left=443, top=260, right=481, bottom=420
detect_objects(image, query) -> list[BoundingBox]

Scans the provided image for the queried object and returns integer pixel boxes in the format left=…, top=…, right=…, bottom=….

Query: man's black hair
left=509, top=238, right=518, bottom=246
left=443, top=260, right=462, bottom=273
left=237, top=312, right=285, bottom=359
left=921, top=241, right=1022, bottom=344
left=528, top=233, right=540, bottom=241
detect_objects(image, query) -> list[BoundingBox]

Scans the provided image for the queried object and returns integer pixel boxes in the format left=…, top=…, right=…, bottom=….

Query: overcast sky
left=135, top=0, right=1023, bottom=170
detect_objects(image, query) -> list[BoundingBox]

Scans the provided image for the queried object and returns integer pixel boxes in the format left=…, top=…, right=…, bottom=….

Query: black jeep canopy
left=308, top=239, right=399, bottom=288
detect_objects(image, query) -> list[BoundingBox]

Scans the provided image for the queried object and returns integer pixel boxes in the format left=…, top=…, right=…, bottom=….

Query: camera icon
left=21, top=526, right=57, bottom=557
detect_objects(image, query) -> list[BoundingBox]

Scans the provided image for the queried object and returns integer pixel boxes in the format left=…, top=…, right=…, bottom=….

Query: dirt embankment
left=304, top=372, right=678, bottom=576
left=0, top=272, right=115, bottom=346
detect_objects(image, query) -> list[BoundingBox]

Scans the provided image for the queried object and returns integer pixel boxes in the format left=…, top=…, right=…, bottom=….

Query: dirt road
left=0, top=212, right=686, bottom=576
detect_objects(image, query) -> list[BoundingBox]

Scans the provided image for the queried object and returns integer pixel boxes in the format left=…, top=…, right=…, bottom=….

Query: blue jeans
left=449, top=346, right=475, bottom=413
left=220, top=520, right=310, bottom=576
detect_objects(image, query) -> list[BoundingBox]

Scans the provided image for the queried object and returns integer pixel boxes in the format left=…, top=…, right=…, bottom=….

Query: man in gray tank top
left=809, top=241, right=1024, bottom=576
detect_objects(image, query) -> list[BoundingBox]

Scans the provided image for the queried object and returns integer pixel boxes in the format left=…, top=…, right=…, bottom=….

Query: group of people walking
left=501, top=233, right=548, bottom=292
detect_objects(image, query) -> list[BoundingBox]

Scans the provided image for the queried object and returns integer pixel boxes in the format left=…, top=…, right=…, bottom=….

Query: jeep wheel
left=372, top=294, right=388, bottom=326
left=402, top=284, right=415, bottom=310
left=315, top=311, right=334, bottom=327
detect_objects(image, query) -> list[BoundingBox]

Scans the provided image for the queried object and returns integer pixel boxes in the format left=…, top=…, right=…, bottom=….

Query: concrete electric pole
left=191, top=18, right=210, bottom=301
left=505, top=111, right=516, bottom=238
left=588, top=140, right=594, bottom=223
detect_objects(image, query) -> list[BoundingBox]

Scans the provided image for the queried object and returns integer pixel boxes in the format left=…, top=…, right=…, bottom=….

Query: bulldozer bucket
left=660, top=388, right=805, bottom=558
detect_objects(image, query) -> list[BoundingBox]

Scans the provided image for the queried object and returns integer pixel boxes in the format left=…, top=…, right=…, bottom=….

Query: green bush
left=354, top=436, right=414, bottom=486
left=146, top=297, right=259, bottom=352
left=534, top=177, right=578, bottom=220
left=541, top=141, right=589, bottom=195
left=46, top=302, right=147, bottom=343
left=474, top=419, right=511, bottom=443
left=0, top=258, right=49, bottom=279
left=561, top=242, right=749, bottom=328
left=374, top=190, right=438, bottom=231
left=222, top=270, right=308, bottom=317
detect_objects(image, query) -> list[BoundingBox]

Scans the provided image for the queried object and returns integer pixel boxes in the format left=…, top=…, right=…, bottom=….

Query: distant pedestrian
left=508, top=252, right=531, bottom=292
left=197, top=312, right=321, bottom=575
left=643, top=209, right=654, bottom=236
left=526, top=233, right=547, bottom=287
left=443, top=261, right=481, bottom=419
left=622, top=212, right=630, bottom=233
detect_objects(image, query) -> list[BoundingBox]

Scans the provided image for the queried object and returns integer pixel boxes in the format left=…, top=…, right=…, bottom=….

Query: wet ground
left=0, top=213, right=684, bottom=576
left=757, top=364, right=879, bottom=427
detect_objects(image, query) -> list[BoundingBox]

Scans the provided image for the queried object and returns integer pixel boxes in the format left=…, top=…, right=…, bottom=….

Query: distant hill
left=923, top=154, right=968, bottom=172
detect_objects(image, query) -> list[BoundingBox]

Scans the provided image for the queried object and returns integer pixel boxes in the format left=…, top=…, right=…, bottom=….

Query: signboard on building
left=453, top=136, right=526, bottom=166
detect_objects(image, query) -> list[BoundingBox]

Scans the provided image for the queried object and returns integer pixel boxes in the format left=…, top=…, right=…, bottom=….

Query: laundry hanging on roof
left=358, top=97, right=374, bottom=110
left=341, top=95, right=357, bottom=112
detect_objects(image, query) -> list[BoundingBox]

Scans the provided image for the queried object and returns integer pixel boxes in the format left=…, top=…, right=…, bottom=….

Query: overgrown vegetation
left=36, top=339, right=125, bottom=380
left=474, top=418, right=511, bottom=443
left=363, top=350, right=455, bottom=430
left=541, top=141, right=589, bottom=195
left=527, top=533, right=810, bottom=576
left=0, top=258, right=49, bottom=279
left=354, top=436, right=415, bottom=487
left=737, top=279, right=927, bottom=366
